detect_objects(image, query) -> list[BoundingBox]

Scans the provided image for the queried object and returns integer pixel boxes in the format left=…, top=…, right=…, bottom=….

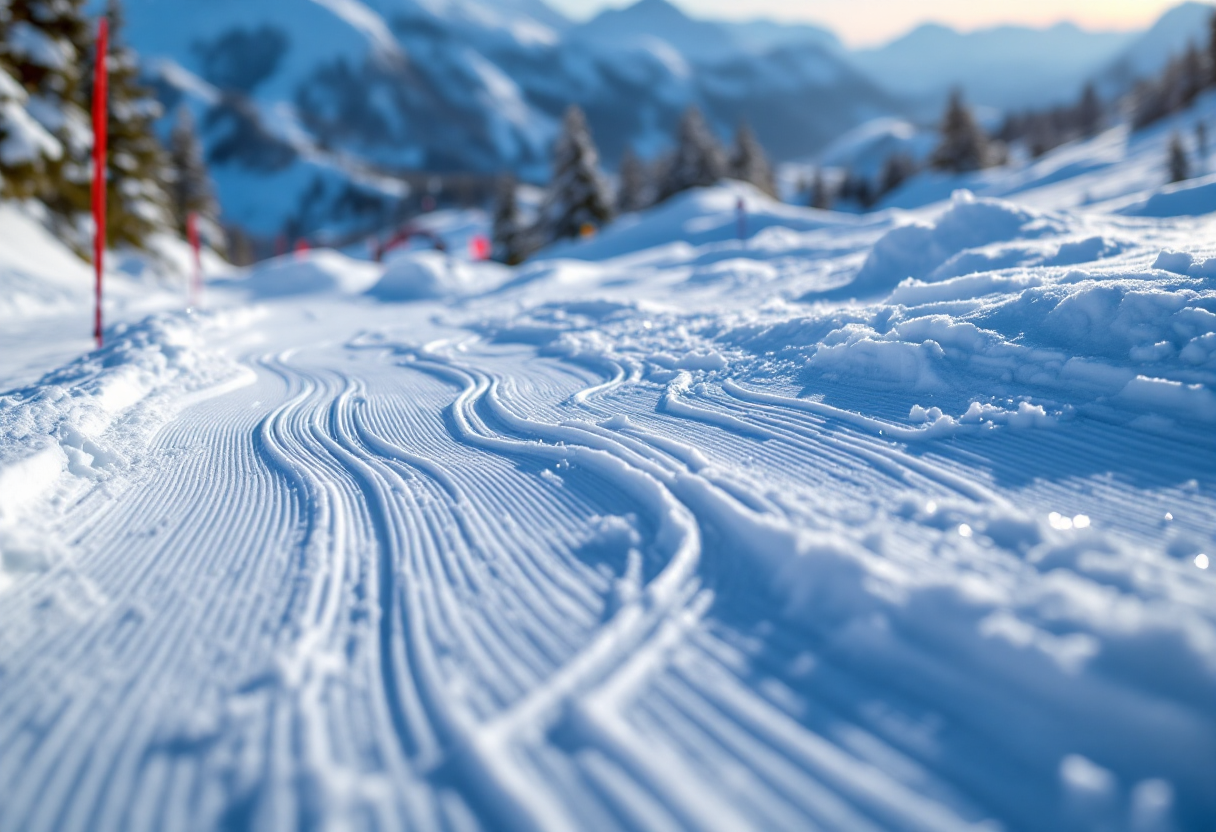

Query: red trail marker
left=187, top=211, right=202, bottom=308
left=469, top=233, right=491, bottom=261
left=92, top=18, right=108, bottom=348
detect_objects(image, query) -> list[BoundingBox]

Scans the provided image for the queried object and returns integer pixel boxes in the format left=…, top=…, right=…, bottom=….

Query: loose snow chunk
left=1046, top=236, right=1127, bottom=267
left=1118, top=376, right=1216, bottom=424
left=958, top=401, right=1053, bottom=428
left=675, top=350, right=728, bottom=372
left=887, top=271, right=1043, bottom=306
left=1152, top=250, right=1194, bottom=275
left=810, top=329, right=944, bottom=390
left=908, top=404, right=944, bottom=423
left=1190, top=257, right=1216, bottom=279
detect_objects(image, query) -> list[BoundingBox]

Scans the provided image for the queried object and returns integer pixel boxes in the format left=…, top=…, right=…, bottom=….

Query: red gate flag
left=187, top=211, right=202, bottom=308
left=469, top=234, right=491, bottom=261
left=92, top=18, right=108, bottom=348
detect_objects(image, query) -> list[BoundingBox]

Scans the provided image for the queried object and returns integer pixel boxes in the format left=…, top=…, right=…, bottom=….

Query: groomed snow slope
left=1, top=175, right=1214, bottom=829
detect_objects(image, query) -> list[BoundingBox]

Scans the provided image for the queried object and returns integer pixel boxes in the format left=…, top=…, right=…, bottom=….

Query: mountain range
left=120, top=0, right=1214, bottom=239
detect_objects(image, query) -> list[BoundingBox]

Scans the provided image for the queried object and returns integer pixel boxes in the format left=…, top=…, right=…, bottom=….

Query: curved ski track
left=0, top=320, right=1210, bottom=831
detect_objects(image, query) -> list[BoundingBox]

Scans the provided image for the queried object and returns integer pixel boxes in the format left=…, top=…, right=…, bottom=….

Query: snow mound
left=851, top=191, right=1069, bottom=296
left=366, top=250, right=506, bottom=302
left=238, top=250, right=382, bottom=299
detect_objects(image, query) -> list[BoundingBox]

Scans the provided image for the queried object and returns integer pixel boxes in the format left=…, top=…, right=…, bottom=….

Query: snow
left=1, top=96, right=1216, bottom=832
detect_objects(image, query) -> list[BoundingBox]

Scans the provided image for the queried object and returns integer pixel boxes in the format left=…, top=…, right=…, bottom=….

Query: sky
left=544, top=0, right=1211, bottom=47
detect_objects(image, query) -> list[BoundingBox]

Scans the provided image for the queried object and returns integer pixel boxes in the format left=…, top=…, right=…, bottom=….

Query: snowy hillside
left=879, top=90, right=1216, bottom=213
left=2, top=64, right=1214, bottom=832
left=1096, top=1, right=1216, bottom=98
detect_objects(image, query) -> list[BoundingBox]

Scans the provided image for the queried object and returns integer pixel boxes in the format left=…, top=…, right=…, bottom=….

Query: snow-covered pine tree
left=84, top=0, right=173, bottom=249
left=616, top=147, right=649, bottom=213
left=1131, top=78, right=1167, bottom=130
left=1210, top=12, right=1216, bottom=87
left=1076, top=83, right=1103, bottom=139
left=491, top=174, right=530, bottom=265
left=878, top=153, right=916, bottom=198
left=0, top=12, right=62, bottom=199
left=930, top=89, right=993, bottom=173
left=1177, top=43, right=1205, bottom=110
left=1210, top=11, right=1216, bottom=88
left=168, top=104, right=219, bottom=238
left=728, top=122, right=776, bottom=198
left=836, top=170, right=874, bottom=211
left=1168, top=133, right=1190, bottom=183
left=2, top=0, right=93, bottom=222
left=537, top=104, right=612, bottom=244
left=658, top=106, right=726, bottom=203
left=808, top=169, right=831, bottom=210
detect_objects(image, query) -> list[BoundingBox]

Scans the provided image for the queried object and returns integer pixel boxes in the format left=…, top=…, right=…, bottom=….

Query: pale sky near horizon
left=544, top=0, right=1214, bottom=47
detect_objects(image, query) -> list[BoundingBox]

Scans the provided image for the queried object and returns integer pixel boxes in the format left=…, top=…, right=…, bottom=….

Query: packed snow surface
left=1, top=133, right=1215, bottom=832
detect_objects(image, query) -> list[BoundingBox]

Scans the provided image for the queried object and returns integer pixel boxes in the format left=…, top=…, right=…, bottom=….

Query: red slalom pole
left=91, top=18, right=109, bottom=348
left=187, top=211, right=202, bottom=308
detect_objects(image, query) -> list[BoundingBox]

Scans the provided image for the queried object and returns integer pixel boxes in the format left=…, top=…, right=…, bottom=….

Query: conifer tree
left=537, top=104, right=612, bottom=244
left=3, top=0, right=93, bottom=222
left=658, top=106, right=726, bottom=202
left=0, top=27, right=62, bottom=198
left=1131, top=78, right=1167, bottom=130
left=1076, top=83, right=1103, bottom=139
left=83, top=0, right=173, bottom=249
left=168, top=104, right=218, bottom=237
left=728, top=122, right=776, bottom=197
left=1210, top=12, right=1216, bottom=87
left=1178, top=44, right=1204, bottom=109
left=809, top=169, right=831, bottom=210
left=930, top=89, right=994, bottom=173
left=878, top=153, right=916, bottom=198
left=837, top=171, right=874, bottom=211
left=616, top=147, right=649, bottom=213
left=491, top=174, right=529, bottom=265
left=1168, top=133, right=1190, bottom=183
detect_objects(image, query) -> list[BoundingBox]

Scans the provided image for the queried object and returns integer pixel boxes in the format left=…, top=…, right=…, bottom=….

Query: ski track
left=0, top=306, right=1212, bottom=831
